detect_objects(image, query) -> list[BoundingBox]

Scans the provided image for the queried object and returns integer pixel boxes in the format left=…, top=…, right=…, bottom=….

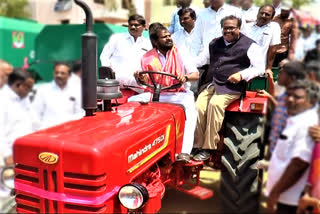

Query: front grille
left=64, top=203, right=107, bottom=213
left=15, top=164, right=39, bottom=184
left=15, top=163, right=108, bottom=213
left=15, top=194, right=40, bottom=213
left=16, top=204, right=40, bottom=213
left=63, top=172, right=107, bottom=196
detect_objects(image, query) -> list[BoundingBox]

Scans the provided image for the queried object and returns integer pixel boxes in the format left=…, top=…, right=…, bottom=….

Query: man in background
left=100, top=14, right=152, bottom=89
left=273, top=2, right=299, bottom=64
left=240, top=0, right=259, bottom=23
left=267, top=79, right=319, bottom=214
left=0, top=69, right=37, bottom=169
left=304, top=39, right=320, bottom=64
left=168, top=0, right=198, bottom=34
left=246, top=4, right=281, bottom=96
left=32, top=62, right=84, bottom=129
left=272, top=0, right=282, bottom=16
left=193, top=0, right=244, bottom=67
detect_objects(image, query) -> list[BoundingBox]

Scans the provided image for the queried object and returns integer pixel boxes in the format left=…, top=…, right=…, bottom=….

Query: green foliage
left=0, top=0, right=30, bottom=19
left=254, top=0, right=271, bottom=6
left=291, top=0, right=314, bottom=9
left=254, top=0, right=314, bottom=8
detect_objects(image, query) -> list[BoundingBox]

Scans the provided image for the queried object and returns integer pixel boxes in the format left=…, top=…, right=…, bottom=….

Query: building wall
left=28, top=0, right=139, bottom=24
left=28, top=0, right=208, bottom=25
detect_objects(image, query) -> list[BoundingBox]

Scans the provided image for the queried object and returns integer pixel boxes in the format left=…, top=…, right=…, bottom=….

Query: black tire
left=220, top=112, right=265, bottom=214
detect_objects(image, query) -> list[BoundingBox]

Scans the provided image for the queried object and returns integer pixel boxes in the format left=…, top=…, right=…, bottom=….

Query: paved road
left=159, top=167, right=268, bottom=213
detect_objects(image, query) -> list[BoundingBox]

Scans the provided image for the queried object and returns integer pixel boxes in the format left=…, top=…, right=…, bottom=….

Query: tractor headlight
left=118, top=183, right=149, bottom=210
left=1, top=166, right=15, bottom=190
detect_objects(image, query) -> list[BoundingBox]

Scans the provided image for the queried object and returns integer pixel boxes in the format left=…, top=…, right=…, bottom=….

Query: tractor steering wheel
left=136, top=71, right=182, bottom=101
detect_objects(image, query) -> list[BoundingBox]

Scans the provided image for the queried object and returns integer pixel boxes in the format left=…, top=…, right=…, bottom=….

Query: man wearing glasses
left=193, top=15, right=265, bottom=161
left=100, top=14, right=152, bottom=90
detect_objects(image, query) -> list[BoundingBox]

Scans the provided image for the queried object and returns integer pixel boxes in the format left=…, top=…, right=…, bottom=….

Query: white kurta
left=0, top=86, right=39, bottom=158
left=100, top=33, right=152, bottom=88
left=32, top=81, right=84, bottom=129
left=242, top=6, right=259, bottom=23
left=172, top=28, right=201, bottom=58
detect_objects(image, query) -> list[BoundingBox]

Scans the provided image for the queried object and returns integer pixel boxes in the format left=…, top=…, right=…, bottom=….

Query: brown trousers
left=194, top=86, right=240, bottom=150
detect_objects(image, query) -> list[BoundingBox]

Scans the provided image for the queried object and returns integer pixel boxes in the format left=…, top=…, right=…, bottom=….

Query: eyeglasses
left=222, top=27, right=238, bottom=31
left=129, top=24, right=142, bottom=28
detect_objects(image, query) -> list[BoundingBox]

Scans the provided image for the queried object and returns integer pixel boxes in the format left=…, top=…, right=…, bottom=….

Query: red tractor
left=10, top=1, right=270, bottom=213
left=12, top=1, right=213, bottom=213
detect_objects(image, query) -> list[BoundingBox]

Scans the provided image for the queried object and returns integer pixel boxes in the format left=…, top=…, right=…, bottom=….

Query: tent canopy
left=0, top=16, right=44, bottom=67
left=292, top=9, right=319, bottom=28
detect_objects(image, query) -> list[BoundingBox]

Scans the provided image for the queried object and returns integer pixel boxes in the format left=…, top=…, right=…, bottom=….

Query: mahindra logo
left=38, top=152, right=59, bottom=165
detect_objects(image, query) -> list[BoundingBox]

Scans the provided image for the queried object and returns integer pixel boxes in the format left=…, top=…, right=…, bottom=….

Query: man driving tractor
left=131, top=24, right=199, bottom=162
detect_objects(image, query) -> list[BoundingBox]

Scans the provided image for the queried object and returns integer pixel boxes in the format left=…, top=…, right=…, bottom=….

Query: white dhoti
left=128, top=90, right=197, bottom=154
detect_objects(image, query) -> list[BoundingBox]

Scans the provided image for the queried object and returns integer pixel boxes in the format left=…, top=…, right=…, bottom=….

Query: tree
left=0, top=0, right=30, bottom=19
left=254, top=0, right=314, bottom=9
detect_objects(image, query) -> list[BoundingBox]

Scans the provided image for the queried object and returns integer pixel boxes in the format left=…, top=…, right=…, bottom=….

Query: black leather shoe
left=193, top=150, right=210, bottom=161
left=176, top=153, right=191, bottom=163
left=190, top=148, right=200, bottom=157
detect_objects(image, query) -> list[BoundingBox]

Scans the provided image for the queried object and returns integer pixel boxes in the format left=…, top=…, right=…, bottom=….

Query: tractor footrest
left=184, top=160, right=204, bottom=167
left=175, top=185, right=213, bottom=200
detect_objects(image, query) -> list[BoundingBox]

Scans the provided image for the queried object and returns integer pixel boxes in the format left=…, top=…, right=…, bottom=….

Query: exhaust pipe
left=74, top=0, right=97, bottom=116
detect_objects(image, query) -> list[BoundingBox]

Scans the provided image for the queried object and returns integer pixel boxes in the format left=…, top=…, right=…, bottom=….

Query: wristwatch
left=184, top=75, right=189, bottom=82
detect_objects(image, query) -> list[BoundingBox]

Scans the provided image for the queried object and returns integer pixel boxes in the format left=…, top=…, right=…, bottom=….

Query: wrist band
left=184, top=75, right=189, bottom=82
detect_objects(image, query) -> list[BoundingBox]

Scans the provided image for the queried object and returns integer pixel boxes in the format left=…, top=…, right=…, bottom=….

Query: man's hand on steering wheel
left=135, top=71, right=182, bottom=90
left=177, top=74, right=188, bottom=83
left=134, top=70, right=148, bottom=84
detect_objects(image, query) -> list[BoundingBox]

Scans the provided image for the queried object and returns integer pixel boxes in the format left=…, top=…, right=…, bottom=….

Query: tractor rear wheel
left=220, top=112, right=265, bottom=213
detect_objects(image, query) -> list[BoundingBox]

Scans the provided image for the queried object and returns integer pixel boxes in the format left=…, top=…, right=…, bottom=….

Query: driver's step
left=175, top=185, right=214, bottom=200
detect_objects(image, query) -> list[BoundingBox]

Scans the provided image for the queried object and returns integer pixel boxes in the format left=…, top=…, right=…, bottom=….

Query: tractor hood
left=13, top=102, right=185, bottom=197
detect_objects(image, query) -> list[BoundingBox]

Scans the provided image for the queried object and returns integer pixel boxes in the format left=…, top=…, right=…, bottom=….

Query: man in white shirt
left=241, top=0, right=259, bottom=23
left=295, top=27, right=314, bottom=61
left=0, top=69, right=37, bottom=174
left=100, top=14, right=152, bottom=88
left=202, top=0, right=210, bottom=8
left=168, top=0, right=198, bottom=34
left=193, top=15, right=265, bottom=161
left=266, top=79, right=319, bottom=214
left=172, top=8, right=199, bottom=57
left=32, top=62, right=84, bottom=129
left=246, top=4, right=281, bottom=95
left=192, top=0, right=245, bottom=57
left=131, top=24, right=199, bottom=161
left=172, top=8, right=200, bottom=93
left=273, top=0, right=282, bottom=16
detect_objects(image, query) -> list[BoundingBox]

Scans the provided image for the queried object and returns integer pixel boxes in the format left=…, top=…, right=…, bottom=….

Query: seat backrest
left=98, top=66, right=115, bottom=79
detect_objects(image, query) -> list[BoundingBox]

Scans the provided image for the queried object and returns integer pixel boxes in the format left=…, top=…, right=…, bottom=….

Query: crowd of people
left=1, top=0, right=320, bottom=212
